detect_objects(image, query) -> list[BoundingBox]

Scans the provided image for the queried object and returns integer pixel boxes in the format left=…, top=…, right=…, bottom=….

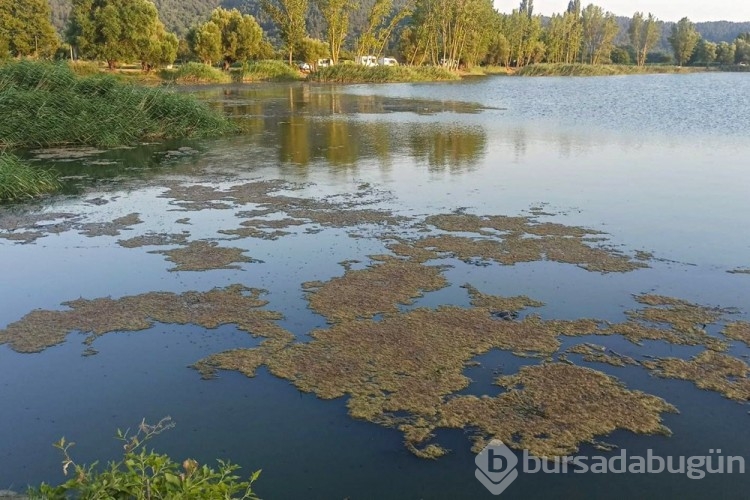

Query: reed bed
left=0, top=153, right=60, bottom=202
left=0, top=60, right=233, bottom=148
left=308, top=65, right=459, bottom=83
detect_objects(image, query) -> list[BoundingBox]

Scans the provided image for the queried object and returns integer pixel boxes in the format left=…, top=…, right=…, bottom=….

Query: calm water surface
left=1, top=73, right=749, bottom=499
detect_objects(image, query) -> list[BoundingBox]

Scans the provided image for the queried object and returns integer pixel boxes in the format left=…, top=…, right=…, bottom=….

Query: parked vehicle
left=317, top=58, right=333, bottom=68
left=355, top=55, right=378, bottom=67
left=298, top=62, right=311, bottom=72
left=378, top=57, right=398, bottom=66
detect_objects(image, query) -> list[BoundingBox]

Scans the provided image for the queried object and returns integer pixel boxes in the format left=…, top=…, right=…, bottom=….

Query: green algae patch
left=600, top=294, right=729, bottom=351
left=419, top=213, right=646, bottom=272
left=386, top=240, right=443, bottom=263
left=463, top=284, right=544, bottom=315
left=644, top=351, right=750, bottom=402
left=438, top=363, right=676, bottom=457
left=218, top=217, right=305, bottom=241
left=78, top=213, right=143, bottom=237
left=117, top=232, right=190, bottom=248
left=0, top=285, right=290, bottom=353
left=193, top=306, right=604, bottom=456
left=722, top=322, right=750, bottom=347
left=151, top=241, right=260, bottom=272
left=566, top=343, right=639, bottom=367
left=302, top=256, right=449, bottom=322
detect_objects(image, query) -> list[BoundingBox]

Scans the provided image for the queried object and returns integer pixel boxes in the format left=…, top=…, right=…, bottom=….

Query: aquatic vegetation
left=438, top=363, right=676, bottom=457
left=0, top=153, right=61, bottom=202
left=0, top=61, right=234, bottom=149
left=152, top=241, right=260, bottom=272
left=239, top=60, right=301, bottom=82
left=727, top=268, right=750, bottom=275
left=722, top=322, right=750, bottom=347
left=414, top=213, right=646, bottom=272
left=463, top=284, right=544, bottom=314
left=601, top=294, right=729, bottom=351
left=78, top=213, right=143, bottom=237
left=0, top=285, right=290, bottom=354
left=515, top=63, right=696, bottom=77
left=0, top=211, right=78, bottom=243
left=161, top=62, right=231, bottom=84
left=565, top=343, right=639, bottom=367
left=386, top=239, right=443, bottom=263
left=117, top=232, right=191, bottom=248
left=644, top=351, right=750, bottom=402
left=308, top=65, right=459, bottom=84
left=302, top=256, right=449, bottom=322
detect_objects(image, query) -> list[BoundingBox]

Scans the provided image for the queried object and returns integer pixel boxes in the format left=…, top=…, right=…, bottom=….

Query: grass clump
left=0, top=60, right=233, bottom=148
left=0, top=152, right=61, bottom=202
left=161, top=62, right=231, bottom=84
left=308, top=65, right=459, bottom=83
left=238, top=60, right=301, bottom=82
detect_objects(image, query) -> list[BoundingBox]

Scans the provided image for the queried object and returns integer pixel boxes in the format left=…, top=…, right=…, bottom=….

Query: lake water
left=1, top=73, right=749, bottom=499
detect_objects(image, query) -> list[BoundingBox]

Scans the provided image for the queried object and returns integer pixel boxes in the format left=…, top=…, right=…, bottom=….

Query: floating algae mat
left=2, top=184, right=749, bottom=461
left=151, top=240, right=261, bottom=272
left=0, top=285, right=290, bottom=353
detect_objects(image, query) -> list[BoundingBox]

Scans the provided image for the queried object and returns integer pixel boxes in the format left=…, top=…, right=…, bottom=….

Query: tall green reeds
left=308, top=65, right=459, bottom=83
left=0, top=60, right=234, bottom=149
left=0, top=153, right=60, bottom=202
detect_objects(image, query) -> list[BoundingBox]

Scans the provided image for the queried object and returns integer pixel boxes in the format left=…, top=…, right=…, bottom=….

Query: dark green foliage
left=0, top=60, right=233, bottom=148
left=0, top=153, right=61, bottom=202
left=0, top=0, right=60, bottom=58
left=67, top=0, right=178, bottom=70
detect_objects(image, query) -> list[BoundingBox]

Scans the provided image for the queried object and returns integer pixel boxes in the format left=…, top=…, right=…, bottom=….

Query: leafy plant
left=28, top=417, right=261, bottom=500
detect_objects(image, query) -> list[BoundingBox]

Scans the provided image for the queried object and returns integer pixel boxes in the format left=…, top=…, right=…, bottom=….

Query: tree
left=691, top=39, right=716, bottom=67
left=355, top=0, right=411, bottom=58
left=261, top=0, right=309, bottom=65
left=0, top=0, right=60, bottom=58
left=314, top=0, right=357, bottom=64
left=544, top=11, right=582, bottom=64
left=736, top=34, right=750, bottom=64
left=190, top=8, right=266, bottom=70
left=298, top=37, right=329, bottom=67
left=610, top=46, right=630, bottom=65
left=581, top=4, right=618, bottom=65
left=715, top=41, right=736, bottom=65
left=668, top=17, right=699, bottom=66
left=628, top=12, right=660, bottom=67
left=67, top=0, right=178, bottom=70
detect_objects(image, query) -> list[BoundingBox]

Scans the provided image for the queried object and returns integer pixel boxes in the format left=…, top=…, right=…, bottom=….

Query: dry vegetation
left=0, top=285, right=291, bottom=353
left=151, top=241, right=260, bottom=272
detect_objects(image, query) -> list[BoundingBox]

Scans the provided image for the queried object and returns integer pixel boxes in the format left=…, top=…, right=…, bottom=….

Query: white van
left=317, top=58, right=333, bottom=68
left=355, top=55, right=378, bottom=67
left=378, top=57, right=398, bottom=66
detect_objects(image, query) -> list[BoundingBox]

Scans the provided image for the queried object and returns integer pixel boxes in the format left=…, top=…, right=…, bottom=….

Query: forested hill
left=48, top=0, right=750, bottom=45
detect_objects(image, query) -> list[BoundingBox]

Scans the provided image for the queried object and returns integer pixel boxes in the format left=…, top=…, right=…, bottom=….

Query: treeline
left=2, top=0, right=750, bottom=70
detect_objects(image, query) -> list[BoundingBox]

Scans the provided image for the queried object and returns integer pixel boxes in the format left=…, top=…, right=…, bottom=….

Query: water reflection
left=199, top=85, right=489, bottom=171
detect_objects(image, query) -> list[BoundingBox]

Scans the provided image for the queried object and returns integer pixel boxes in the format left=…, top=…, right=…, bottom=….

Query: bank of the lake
left=0, top=61, right=234, bottom=201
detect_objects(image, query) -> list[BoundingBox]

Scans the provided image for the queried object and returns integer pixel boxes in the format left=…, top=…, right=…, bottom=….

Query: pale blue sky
left=493, top=1, right=750, bottom=22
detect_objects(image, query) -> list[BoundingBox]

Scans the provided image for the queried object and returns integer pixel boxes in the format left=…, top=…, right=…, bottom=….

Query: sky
left=493, top=1, right=750, bottom=22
